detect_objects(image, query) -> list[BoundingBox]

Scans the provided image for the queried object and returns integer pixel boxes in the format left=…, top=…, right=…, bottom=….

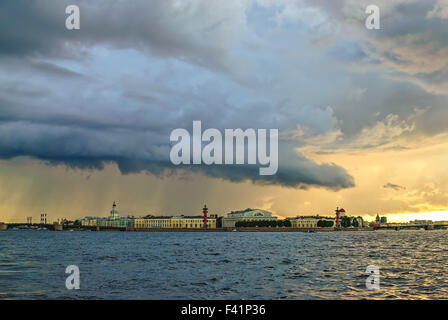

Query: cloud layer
left=0, top=0, right=358, bottom=190
left=1, top=0, right=448, bottom=193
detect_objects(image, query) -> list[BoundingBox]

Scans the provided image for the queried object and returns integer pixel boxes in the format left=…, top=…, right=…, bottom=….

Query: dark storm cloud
left=0, top=102, right=355, bottom=189
left=0, top=0, right=247, bottom=77
left=2, top=0, right=446, bottom=190
left=189, top=143, right=354, bottom=190
left=0, top=0, right=363, bottom=190
left=384, top=183, right=406, bottom=191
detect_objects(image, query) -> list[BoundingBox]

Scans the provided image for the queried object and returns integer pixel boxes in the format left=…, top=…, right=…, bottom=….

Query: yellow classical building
left=290, top=218, right=318, bottom=228
left=134, top=217, right=171, bottom=229
left=134, top=215, right=217, bottom=229
left=289, top=216, right=334, bottom=228
left=171, top=216, right=216, bottom=229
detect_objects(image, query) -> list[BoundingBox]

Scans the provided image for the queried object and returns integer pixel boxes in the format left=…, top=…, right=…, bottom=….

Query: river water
left=1, top=229, right=447, bottom=299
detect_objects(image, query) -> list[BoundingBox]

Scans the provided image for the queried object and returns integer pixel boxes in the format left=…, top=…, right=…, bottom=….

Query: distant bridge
left=375, top=221, right=448, bottom=231
left=1, top=223, right=97, bottom=231
left=3, top=223, right=57, bottom=230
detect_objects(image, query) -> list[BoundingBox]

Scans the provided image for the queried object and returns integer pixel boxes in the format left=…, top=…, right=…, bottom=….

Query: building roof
left=140, top=216, right=173, bottom=219
left=290, top=216, right=335, bottom=220
left=137, top=215, right=215, bottom=219
left=230, top=208, right=254, bottom=213
left=227, top=208, right=273, bottom=218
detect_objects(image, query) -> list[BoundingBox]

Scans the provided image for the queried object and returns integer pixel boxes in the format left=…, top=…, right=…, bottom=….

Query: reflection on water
left=1, top=229, right=448, bottom=299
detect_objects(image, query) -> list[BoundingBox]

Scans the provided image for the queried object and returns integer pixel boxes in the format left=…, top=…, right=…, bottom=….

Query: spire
left=110, top=201, right=118, bottom=220
left=203, top=204, right=208, bottom=228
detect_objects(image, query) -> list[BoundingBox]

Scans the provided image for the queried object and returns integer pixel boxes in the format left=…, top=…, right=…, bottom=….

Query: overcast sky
left=1, top=0, right=448, bottom=222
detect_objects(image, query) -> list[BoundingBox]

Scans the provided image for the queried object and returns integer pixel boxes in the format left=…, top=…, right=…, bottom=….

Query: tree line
left=340, top=216, right=364, bottom=228
left=235, top=220, right=292, bottom=227
left=317, top=220, right=334, bottom=227
left=234, top=217, right=364, bottom=228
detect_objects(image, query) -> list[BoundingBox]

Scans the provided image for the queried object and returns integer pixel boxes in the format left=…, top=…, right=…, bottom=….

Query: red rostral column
left=335, top=207, right=340, bottom=226
left=203, top=204, right=208, bottom=228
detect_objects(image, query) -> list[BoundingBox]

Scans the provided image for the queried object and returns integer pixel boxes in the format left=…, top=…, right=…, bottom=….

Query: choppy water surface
left=1, top=230, right=448, bottom=299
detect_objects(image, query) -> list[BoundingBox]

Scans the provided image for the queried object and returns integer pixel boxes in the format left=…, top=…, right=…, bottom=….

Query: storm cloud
left=1, top=0, right=447, bottom=191
left=384, top=182, right=406, bottom=191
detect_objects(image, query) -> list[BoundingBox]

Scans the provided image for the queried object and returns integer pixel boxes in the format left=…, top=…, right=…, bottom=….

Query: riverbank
left=127, top=227, right=374, bottom=232
left=1, top=225, right=374, bottom=232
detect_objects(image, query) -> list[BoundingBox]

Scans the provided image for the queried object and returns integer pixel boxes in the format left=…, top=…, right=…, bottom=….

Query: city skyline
left=2, top=0, right=448, bottom=223
left=2, top=197, right=446, bottom=224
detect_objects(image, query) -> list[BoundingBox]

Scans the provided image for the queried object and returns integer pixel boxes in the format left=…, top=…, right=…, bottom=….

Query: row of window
left=135, top=223, right=214, bottom=228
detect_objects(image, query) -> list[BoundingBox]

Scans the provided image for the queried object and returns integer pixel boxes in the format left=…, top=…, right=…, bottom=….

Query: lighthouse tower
left=203, top=204, right=208, bottom=229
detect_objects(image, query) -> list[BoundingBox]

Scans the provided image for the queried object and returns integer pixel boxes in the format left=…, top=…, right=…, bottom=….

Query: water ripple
left=1, top=230, right=448, bottom=299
